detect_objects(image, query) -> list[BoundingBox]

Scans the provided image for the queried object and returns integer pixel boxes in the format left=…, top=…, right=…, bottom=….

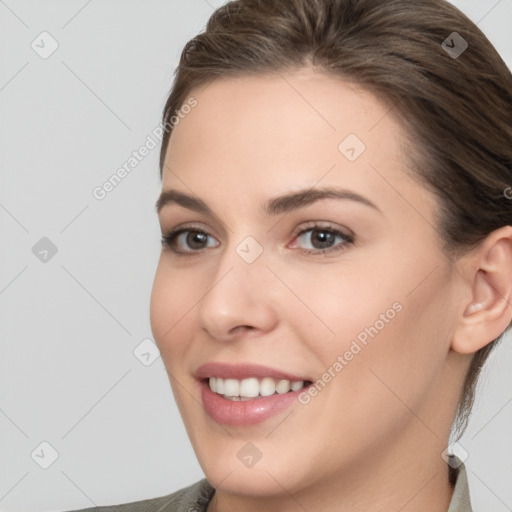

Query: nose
left=196, top=243, right=278, bottom=342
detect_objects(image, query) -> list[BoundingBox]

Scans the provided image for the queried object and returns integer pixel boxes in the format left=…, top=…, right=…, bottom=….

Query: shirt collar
left=447, top=455, right=473, bottom=512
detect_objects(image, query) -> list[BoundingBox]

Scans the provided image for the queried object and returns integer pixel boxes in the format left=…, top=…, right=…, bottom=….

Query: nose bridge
left=205, top=233, right=267, bottom=306
left=195, top=233, right=274, bottom=338
left=211, top=231, right=267, bottom=290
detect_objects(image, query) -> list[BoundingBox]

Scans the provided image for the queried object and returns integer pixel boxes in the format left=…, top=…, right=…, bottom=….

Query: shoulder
left=62, top=478, right=215, bottom=512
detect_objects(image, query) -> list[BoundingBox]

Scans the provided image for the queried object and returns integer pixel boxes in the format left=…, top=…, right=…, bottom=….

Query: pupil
left=313, top=229, right=334, bottom=249
left=188, top=232, right=207, bottom=249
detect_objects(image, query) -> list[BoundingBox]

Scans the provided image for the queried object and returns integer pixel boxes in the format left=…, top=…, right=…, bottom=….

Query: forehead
left=161, top=68, right=433, bottom=224
left=166, top=68, right=397, bottom=161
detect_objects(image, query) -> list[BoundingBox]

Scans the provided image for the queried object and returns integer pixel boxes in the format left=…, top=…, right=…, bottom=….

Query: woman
left=69, top=0, right=512, bottom=510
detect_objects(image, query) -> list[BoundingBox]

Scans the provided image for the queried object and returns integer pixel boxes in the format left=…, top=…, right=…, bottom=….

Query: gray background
left=0, top=1, right=511, bottom=511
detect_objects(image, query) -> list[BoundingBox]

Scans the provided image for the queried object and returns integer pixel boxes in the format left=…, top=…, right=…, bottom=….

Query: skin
left=150, top=67, right=512, bottom=512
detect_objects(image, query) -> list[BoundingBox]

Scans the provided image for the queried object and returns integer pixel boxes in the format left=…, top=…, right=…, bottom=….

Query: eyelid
left=289, top=220, right=354, bottom=241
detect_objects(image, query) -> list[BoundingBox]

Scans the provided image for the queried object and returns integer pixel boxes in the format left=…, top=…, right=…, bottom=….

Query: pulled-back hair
left=158, top=0, right=512, bottom=441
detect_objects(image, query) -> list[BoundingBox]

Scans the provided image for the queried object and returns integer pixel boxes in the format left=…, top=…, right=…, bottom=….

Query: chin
left=204, top=460, right=303, bottom=497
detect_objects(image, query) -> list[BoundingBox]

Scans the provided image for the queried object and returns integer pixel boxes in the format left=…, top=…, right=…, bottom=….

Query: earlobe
left=452, top=227, right=512, bottom=354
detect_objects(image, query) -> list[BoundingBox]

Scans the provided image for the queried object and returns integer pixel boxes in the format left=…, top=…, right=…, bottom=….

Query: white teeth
left=208, top=376, right=307, bottom=399
left=223, top=378, right=239, bottom=397
left=276, top=379, right=291, bottom=394
left=259, top=377, right=276, bottom=396
left=215, top=377, right=224, bottom=395
left=239, top=377, right=259, bottom=398
left=291, top=380, right=304, bottom=392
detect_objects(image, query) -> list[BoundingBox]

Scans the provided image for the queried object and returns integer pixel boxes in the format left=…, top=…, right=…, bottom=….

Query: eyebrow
left=155, top=187, right=381, bottom=217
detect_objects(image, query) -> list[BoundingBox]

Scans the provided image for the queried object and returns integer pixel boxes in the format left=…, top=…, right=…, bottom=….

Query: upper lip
left=195, top=362, right=311, bottom=382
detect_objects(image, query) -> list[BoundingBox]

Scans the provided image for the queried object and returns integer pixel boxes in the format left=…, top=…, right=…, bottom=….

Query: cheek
left=149, top=262, right=199, bottom=362
left=284, top=265, right=400, bottom=359
left=285, top=272, right=453, bottom=465
left=339, top=265, right=455, bottom=414
left=297, top=256, right=454, bottom=400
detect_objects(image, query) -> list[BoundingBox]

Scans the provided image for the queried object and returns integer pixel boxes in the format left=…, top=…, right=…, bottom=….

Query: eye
left=290, top=222, right=354, bottom=256
left=160, top=222, right=354, bottom=257
left=161, top=226, right=219, bottom=256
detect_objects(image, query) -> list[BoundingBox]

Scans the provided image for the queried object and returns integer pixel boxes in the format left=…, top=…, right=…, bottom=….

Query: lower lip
left=199, top=380, right=307, bottom=426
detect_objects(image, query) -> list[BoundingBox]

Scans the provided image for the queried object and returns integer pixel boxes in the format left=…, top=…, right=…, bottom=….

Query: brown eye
left=184, top=231, right=209, bottom=250
left=292, top=224, right=354, bottom=256
left=307, top=229, right=337, bottom=250
left=161, top=228, right=219, bottom=256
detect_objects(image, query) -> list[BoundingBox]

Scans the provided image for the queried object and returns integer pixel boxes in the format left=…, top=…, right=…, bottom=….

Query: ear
left=451, top=226, right=512, bottom=354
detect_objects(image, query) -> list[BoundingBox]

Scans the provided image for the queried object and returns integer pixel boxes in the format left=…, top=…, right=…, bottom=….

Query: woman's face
left=150, top=68, right=464, bottom=497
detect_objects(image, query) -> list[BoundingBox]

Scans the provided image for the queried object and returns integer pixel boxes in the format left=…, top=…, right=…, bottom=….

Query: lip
left=199, top=380, right=310, bottom=427
left=195, top=362, right=313, bottom=427
left=195, top=362, right=310, bottom=381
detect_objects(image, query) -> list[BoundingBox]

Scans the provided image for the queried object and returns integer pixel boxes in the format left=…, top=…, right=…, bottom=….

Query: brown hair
left=158, top=0, right=512, bottom=442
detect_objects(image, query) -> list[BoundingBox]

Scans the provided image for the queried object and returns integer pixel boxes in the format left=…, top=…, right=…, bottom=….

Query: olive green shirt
left=66, top=460, right=473, bottom=512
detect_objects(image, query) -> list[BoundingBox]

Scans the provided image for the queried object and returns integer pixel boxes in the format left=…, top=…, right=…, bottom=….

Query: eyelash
left=160, top=222, right=354, bottom=258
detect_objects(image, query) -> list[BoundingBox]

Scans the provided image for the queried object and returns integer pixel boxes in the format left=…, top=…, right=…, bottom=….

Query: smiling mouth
left=205, top=376, right=313, bottom=401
